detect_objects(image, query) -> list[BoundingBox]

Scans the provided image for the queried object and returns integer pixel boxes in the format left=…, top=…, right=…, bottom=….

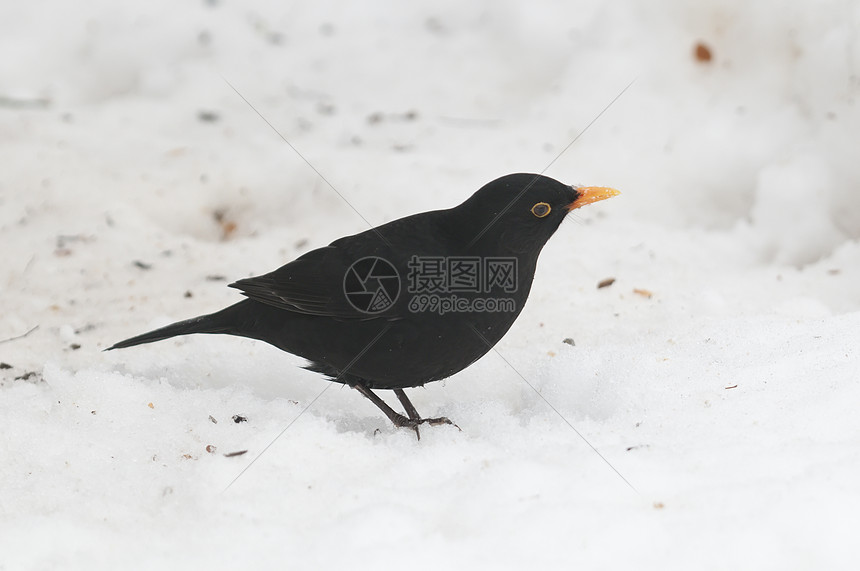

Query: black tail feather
left=106, top=303, right=244, bottom=351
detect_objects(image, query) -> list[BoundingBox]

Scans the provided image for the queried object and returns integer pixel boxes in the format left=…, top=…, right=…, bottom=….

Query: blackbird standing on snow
left=108, top=174, right=619, bottom=437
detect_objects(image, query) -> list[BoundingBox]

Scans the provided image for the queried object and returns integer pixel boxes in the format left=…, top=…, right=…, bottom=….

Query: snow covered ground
left=2, top=1, right=859, bottom=569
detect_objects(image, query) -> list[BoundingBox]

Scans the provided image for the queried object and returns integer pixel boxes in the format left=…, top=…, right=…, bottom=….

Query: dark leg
left=352, top=383, right=458, bottom=440
left=394, top=389, right=420, bottom=420
left=352, top=383, right=422, bottom=439
left=394, top=389, right=456, bottom=428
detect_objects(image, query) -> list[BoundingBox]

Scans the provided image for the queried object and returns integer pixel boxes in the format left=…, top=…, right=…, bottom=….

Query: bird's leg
left=351, top=382, right=422, bottom=439
left=351, top=383, right=458, bottom=439
left=394, top=389, right=458, bottom=429
left=393, top=388, right=420, bottom=420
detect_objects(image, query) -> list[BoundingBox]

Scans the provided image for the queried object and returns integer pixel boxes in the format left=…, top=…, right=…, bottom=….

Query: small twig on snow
left=0, top=325, right=40, bottom=344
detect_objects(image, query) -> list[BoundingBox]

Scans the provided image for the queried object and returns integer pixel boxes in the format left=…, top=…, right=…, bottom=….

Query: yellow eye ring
left=531, top=202, right=551, bottom=218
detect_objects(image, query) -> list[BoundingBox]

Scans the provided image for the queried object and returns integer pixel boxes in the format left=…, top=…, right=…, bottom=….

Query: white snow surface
left=2, top=1, right=859, bottom=569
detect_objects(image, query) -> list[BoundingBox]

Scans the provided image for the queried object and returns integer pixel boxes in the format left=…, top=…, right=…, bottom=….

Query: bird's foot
left=422, top=416, right=457, bottom=427
left=351, top=383, right=460, bottom=440
left=390, top=414, right=460, bottom=440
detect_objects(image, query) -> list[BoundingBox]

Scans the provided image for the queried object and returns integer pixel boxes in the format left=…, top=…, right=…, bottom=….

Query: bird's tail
left=105, top=302, right=247, bottom=351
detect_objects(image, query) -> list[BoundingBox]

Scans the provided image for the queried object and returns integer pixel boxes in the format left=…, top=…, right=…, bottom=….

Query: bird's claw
left=423, top=416, right=460, bottom=429
left=391, top=414, right=460, bottom=440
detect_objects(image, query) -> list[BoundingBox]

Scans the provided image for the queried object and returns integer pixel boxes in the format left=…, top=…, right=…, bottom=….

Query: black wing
left=229, top=246, right=366, bottom=319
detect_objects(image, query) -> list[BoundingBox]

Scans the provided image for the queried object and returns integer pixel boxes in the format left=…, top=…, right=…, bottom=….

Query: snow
left=2, top=0, right=859, bottom=568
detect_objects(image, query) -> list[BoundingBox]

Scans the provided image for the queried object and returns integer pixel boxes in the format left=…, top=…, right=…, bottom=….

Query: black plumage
left=108, top=173, right=618, bottom=436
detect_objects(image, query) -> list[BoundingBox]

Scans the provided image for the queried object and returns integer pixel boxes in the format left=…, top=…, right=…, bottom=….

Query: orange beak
left=566, top=186, right=621, bottom=211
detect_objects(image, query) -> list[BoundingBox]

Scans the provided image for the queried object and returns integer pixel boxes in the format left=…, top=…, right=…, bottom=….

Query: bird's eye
left=531, top=202, right=551, bottom=218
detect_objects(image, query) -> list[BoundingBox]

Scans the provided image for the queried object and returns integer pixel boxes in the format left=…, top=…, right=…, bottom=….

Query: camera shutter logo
left=343, top=257, right=401, bottom=314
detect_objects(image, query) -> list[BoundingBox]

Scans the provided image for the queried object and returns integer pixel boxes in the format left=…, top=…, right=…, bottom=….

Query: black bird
left=108, top=174, right=618, bottom=437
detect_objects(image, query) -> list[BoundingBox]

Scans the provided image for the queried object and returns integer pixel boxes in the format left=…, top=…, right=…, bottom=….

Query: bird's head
left=459, top=173, right=619, bottom=253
